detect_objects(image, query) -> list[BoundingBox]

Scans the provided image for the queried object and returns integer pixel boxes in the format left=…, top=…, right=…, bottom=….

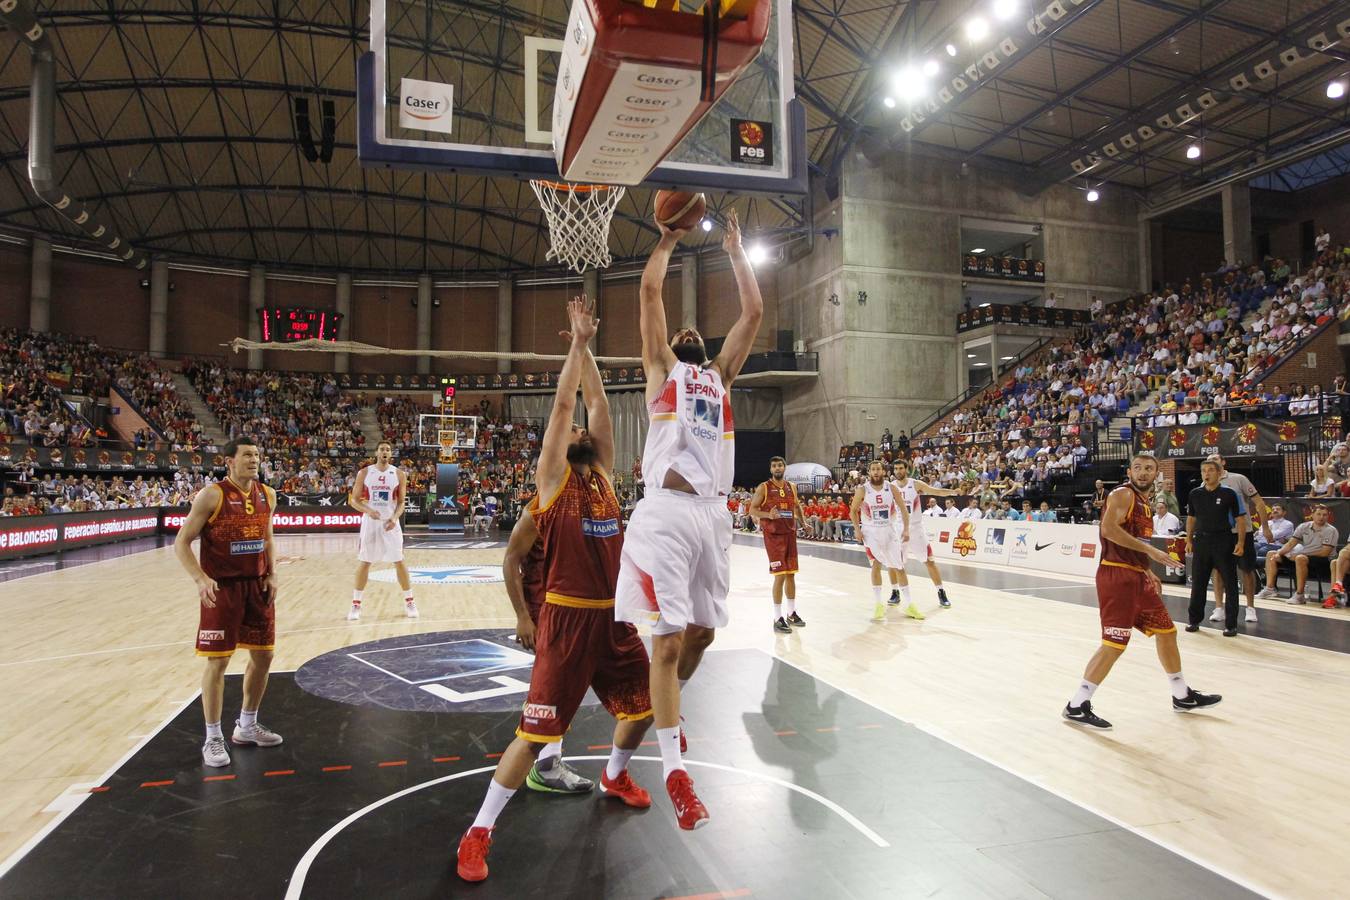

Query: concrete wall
left=780, top=152, right=1141, bottom=467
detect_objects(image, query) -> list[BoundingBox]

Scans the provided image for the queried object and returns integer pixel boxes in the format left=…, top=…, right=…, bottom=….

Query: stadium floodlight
left=993, top=0, right=1019, bottom=21
left=965, top=17, right=989, bottom=42
left=946, top=43, right=958, bottom=57
left=883, top=96, right=897, bottom=109
left=1328, top=80, right=1346, bottom=100
left=1186, top=144, right=1201, bottom=159
left=1086, top=189, right=1100, bottom=202
left=922, top=59, right=940, bottom=78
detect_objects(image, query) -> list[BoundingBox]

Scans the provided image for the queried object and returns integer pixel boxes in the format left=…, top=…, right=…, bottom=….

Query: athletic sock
left=352, top=589, right=363, bottom=604
left=471, top=780, right=516, bottom=830
left=537, top=740, right=562, bottom=765
left=404, top=590, right=415, bottom=602
left=784, top=596, right=796, bottom=616
left=655, top=726, right=684, bottom=778
left=205, top=721, right=223, bottom=740
left=900, top=585, right=912, bottom=602
left=773, top=602, right=782, bottom=622
left=1167, top=671, right=1189, bottom=700
left=238, top=709, right=257, bottom=729
left=872, top=585, right=883, bottom=603
left=605, top=747, right=636, bottom=781
left=1070, top=679, right=1099, bottom=707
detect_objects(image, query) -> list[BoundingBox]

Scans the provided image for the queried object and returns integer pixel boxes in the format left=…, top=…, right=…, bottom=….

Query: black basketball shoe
left=1172, top=689, right=1222, bottom=712
left=887, top=588, right=901, bottom=606
left=1062, top=701, right=1112, bottom=730
left=787, top=612, right=806, bottom=627
left=773, top=617, right=792, bottom=634
left=937, top=588, right=951, bottom=608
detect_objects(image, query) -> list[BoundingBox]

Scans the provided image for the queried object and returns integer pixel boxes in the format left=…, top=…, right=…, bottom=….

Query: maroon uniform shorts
left=517, top=602, right=652, bottom=742
left=1096, top=563, right=1175, bottom=649
left=196, top=576, right=275, bottom=657
left=763, top=525, right=799, bottom=575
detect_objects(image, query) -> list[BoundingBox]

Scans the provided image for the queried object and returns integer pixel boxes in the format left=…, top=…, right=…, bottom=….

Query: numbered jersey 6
left=861, top=484, right=896, bottom=526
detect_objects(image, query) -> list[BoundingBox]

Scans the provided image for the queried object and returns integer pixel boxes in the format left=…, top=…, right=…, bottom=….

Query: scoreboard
left=258, top=307, right=343, bottom=342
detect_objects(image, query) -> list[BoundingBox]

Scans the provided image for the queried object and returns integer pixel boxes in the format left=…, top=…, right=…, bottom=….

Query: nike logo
left=1035, top=542, right=1054, bottom=551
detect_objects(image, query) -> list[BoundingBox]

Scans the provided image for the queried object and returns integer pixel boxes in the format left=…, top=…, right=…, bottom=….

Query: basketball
left=654, top=190, right=706, bottom=231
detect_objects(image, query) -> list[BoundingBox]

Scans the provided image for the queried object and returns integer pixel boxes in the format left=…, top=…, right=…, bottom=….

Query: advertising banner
left=1131, top=415, right=1340, bottom=459
left=335, top=367, right=647, bottom=393
left=160, top=505, right=364, bottom=534
left=0, top=508, right=161, bottom=561
left=430, top=463, right=462, bottom=531
left=956, top=303, right=1086, bottom=332
left=0, top=445, right=224, bottom=472
left=929, top=519, right=1101, bottom=578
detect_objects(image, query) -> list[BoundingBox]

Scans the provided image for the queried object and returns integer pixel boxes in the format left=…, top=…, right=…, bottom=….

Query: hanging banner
left=0, top=445, right=224, bottom=472
left=1132, top=415, right=1340, bottom=460
left=335, top=367, right=647, bottom=392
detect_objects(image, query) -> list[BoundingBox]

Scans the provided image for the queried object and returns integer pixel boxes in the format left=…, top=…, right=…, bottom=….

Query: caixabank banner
left=1132, top=415, right=1340, bottom=459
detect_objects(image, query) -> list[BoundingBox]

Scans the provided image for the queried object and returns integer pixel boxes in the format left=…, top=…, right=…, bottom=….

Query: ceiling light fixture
left=922, top=59, right=940, bottom=78
left=1186, top=144, right=1201, bottom=159
left=883, top=95, right=896, bottom=109
left=970, top=247, right=986, bottom=253
left=1329, top=80, right=1347, bottom=100
left=964, top=16, right=989, bottom=42
left=1086, top=189, right=1100, bottom=202
left=992, top=0, right=1019, bottom=21
left=748, top=243, right=768, bottom=265
left=700, top=218, right=713, bottom=232
left=945, top=43, right=958, bottom=57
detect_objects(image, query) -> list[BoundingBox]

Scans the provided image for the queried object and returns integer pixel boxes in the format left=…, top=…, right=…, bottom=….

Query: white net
left=529, top=180, right=626, bottom=273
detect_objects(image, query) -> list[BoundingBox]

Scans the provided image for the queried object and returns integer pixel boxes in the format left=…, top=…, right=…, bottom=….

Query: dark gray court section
left=755, top=533, right=1350, bottom=655
left=1, top=645, right=1256, bottom=899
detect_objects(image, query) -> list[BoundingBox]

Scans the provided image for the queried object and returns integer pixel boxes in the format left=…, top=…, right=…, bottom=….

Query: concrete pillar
left=682, top=251, right=699, bottom=330
left=956, top=342, right=969, bottom=395
left=149, top=257, right=169, bottom=358
left=1221, top=182, right=1252, bottom=267
left=988, top=332, right=1000, bottom=381
left=416, top=273, right=432, bottom=375
left=496, top=277, right=513, bottom=375
left=247, top=265, right=266, bottom=370
left=29, top=237, right=50, bottom=332
left=584, top=268, right=600, bottom=354
left=334, top=273, right=351, bottom=374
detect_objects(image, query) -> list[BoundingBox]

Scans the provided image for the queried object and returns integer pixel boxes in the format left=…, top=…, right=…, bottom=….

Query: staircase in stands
left=171, top=372, right=227, bottom=447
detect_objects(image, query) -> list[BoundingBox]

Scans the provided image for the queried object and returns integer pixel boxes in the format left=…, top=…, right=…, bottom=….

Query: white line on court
left=282, top=755, right=888, bottom=899
left=764, top=650, right=1277, bottom=900
left=0, top=691, right=202, bottom=881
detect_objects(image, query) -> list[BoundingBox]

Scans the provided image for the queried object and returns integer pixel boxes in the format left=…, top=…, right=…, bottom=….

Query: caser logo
left=399, top=78, right=454, bottom=135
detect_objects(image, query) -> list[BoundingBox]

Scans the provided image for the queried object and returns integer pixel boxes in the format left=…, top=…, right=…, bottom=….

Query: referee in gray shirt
left=1207, top=454, right=1268, bottom=626
left=1185, top=459, right=1248, bottom=636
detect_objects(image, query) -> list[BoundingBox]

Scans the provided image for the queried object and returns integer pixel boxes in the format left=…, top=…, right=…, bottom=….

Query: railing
left=907, top=335, right=1054, bottom=440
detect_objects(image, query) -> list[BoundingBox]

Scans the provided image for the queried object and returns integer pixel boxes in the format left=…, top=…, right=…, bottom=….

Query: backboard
left=358, top=0, right=806, bottom=197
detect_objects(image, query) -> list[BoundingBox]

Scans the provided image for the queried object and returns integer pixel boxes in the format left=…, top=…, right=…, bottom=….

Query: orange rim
left=530, top=179, right=618, bottom=192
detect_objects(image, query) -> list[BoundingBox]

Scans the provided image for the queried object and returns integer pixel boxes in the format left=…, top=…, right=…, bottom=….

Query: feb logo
left=1201, top=426, right=1221, bottom=447
left=1237, top=423, right=1258, bottom=445
left=1278, top=420, right=1299, bottom=442
left=1169, top=428, right=1187, bottom=449
left=1139, top=430, right=1157, bottom=450
left=952, top=521, right=978, bottom=557
left=738, top=120, right=765, bottom=147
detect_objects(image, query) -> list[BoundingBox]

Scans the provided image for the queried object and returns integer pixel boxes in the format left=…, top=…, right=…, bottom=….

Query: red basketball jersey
left=758, top=479, right=797, bottom=535
left=200, top=478, right=274, bottom=580
left=530, top=466, right=623, bottom=606
left=1100, top=484, right=1151, bottom=572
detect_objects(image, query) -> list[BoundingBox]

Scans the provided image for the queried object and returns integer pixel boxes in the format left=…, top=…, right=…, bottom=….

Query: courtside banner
left=0, top=508, right=160, bottom=561
left=930, top=519, right=1101, bottom=578
left=160, top=505, right=364, bottom=534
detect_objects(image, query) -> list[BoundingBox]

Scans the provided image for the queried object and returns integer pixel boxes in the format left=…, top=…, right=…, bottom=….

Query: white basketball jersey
left=642, top=361, right=735, bottom=497
left=892, top=479, right=923, bottom=515
left=860, top=482, right=896, bottom=526
left=363, top=464, right=400, bottom=517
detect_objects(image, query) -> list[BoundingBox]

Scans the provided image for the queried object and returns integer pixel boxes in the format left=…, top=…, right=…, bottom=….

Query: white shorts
left=616, top=489, right=732, bottom=636
left=358, top=515, right=404, bottom=563
left=861, top=523, right=905, bottom=570
left=899, top=522, right=932, bottom=563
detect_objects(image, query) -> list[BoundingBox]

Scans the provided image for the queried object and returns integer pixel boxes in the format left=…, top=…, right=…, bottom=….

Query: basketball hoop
left=529, top=179, right=626, bottom=273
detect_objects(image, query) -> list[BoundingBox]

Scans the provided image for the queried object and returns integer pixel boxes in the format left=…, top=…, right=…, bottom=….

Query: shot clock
left=258, top=307, right=343, bottom=342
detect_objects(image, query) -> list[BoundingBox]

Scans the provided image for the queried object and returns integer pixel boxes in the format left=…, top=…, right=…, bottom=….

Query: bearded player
left=498, top=510, right=592, bottom=794
left=891, top=458, right=958, bottom=609
left=457, top=297, right=653, bottom=882
left=615, top=207, right=762, bottom=831
left=748, top=455, right=806, bottom=633
left=1062, top=453, right=1221, bottom=730
left=347, top=440, right=416, bottom=621
left=173, top=437, right=281, bottom=768
left=851, top=460, right=914, bottom=622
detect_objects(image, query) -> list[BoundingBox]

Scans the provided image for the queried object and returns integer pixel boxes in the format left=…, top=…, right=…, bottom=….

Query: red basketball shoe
left=665, top=770, right=709, bottom=830
left=456, top=826, right=492, bottom=882
left=599, top=768, right=651, bottom=808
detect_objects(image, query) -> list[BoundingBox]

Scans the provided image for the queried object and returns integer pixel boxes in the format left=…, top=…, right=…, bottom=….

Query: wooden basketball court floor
left=0, top=531, right=1347, bottom=898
